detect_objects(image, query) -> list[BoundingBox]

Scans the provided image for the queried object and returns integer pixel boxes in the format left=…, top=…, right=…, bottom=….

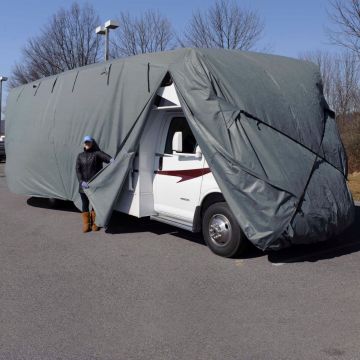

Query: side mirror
left=195, top=145, right=202, bottom=159
left=172, top=132, right=183, bottom=153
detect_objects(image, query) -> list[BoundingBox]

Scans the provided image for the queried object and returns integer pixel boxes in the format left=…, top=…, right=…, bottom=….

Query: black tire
left=202, top=202, right=247, bottom=258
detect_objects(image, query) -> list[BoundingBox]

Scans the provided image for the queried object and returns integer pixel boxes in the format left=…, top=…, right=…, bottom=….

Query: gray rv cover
left=5, top=48, right=355, bottom=250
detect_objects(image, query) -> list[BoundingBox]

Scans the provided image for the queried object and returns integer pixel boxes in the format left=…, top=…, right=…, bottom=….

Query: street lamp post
left=0, top=76, right=8, bottom=124
left=96, top=20, right=119, bottom=62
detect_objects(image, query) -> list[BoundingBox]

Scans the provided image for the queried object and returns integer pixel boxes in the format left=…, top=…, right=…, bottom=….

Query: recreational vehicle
left=5, top=49, right=354, bottom=257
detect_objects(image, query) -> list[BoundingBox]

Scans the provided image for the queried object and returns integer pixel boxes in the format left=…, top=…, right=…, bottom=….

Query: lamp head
left=105, top=20, right=119, bottom=30
left=95, top=26, right=106, bottom=35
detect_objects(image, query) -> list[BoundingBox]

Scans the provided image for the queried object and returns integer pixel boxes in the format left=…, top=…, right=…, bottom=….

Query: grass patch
left=349, top=172, right=360, bottom=201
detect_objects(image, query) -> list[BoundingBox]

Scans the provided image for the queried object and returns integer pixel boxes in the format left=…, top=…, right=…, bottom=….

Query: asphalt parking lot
left=1, top=162, right=360, bottom=360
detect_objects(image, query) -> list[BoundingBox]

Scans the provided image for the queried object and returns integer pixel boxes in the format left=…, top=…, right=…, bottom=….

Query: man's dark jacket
left=76, top=143, right=111, bottom=193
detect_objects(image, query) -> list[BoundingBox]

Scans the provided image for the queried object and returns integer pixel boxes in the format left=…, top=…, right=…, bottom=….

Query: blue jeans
left=80, top=192, right=90, bottom=212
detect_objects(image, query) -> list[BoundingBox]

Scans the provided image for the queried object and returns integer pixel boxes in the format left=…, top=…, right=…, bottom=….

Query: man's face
left=84, top=141, right=93, bottom=150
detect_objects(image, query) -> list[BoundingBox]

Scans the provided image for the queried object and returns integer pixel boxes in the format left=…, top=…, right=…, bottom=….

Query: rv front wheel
left=202, top=202, right=247, bottom=258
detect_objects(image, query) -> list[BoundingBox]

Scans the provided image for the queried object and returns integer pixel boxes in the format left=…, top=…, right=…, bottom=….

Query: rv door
left=153, top=117, right=205, bottom=222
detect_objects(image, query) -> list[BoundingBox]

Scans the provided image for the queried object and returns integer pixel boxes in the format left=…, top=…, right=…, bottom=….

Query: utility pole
left=0, top=76, right=8, bottom=127
left=95, top=20, right=119, bottom=61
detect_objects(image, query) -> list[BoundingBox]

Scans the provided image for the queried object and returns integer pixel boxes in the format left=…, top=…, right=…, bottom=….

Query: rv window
left=164, top=117, right=197, bottom=154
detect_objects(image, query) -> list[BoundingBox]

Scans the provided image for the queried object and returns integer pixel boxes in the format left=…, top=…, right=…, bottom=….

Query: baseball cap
left=83, top=135, right=93, bottom=143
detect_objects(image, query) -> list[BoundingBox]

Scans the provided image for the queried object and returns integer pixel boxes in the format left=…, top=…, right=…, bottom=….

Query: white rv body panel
left=156, top=85, right=181, bottom=107
left=200, top=158, right=221, bottom=198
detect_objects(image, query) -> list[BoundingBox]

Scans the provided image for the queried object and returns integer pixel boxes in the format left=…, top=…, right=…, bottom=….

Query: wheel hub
left=209, top=214, right=232, bottom=247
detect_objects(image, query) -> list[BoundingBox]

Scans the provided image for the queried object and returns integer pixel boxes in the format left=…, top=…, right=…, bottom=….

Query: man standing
left=75, top=136, right=113, bottom=233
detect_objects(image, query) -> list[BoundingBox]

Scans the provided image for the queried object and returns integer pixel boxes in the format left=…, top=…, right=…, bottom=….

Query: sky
left=0, top=0, right=337, bottom=103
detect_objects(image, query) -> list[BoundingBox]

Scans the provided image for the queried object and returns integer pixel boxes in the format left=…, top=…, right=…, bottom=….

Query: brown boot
left=90, top=210, right=100, bottom=231
left=81, top=212, right=91, bottom=233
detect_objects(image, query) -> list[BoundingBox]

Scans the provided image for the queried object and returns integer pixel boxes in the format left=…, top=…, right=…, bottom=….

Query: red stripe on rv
left=156, top=168, right=211, bottom=183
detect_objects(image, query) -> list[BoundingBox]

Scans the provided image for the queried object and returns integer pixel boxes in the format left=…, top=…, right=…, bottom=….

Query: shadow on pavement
left=27, top=195, right=359, bottom=262
left=27, top=197, right=79, bottom=213
left=106, top=211, right=206, bottom=246
left=268, top=205, right=360, bottom=264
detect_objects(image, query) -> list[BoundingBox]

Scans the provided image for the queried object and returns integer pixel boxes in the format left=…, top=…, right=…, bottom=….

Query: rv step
left=150, top=215, right=193, bottom=232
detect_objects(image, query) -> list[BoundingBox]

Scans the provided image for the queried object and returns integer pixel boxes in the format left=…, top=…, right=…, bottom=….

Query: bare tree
left=299, top=50, right=360, bottom=115
left=181, top=0, right=264, bottom=50
left=332, top=51, right=360, bottom=114
left=10, top=2, right=101, bottom=87
left=327, top=0, right=360, bottom=56
left=111, top=10, right=174, bottom=57
left=298, top=50, right=335, bottom=107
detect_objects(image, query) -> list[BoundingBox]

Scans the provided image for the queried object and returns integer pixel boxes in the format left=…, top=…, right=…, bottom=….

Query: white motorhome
left=6, top=49, right=353, bottom=256
left=115, top=77, right=246, bottom=257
